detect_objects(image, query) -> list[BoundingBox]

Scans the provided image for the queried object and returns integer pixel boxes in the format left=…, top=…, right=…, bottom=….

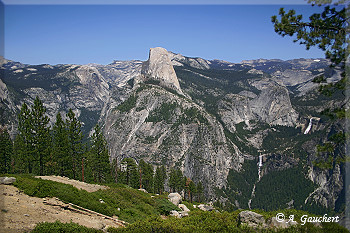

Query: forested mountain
left=0, top=47, right=345, bottom=215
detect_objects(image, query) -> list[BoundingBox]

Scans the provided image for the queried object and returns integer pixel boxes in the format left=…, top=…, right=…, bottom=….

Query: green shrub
left=31, top=221, right=103, bottom=233
left=154, top=198, right=181, bottom=215
left=12, top=175, right=162, bottom=223
left=107, top=210, right=348, bottom=233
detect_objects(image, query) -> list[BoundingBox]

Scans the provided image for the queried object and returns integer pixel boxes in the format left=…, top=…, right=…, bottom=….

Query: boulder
left=178, top=204, right=190, bottom=212
left=179, top=211, right=189, bottom=218
left=170, top=210, right=181, bottom=218
left=268, top=217, right=298, bottom=228
left=238, top=210, right=267, bottom=228
left=138, top=188, right=148, bottom=193
left=168, top=193, right=182, bottom=206
left=170, top=210, right=189, bottom=218
left=197, top=204, right=214, bottom=211
left=0, top=177, right=16, bottom=185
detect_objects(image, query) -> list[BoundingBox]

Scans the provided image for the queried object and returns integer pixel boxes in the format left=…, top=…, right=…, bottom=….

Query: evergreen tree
left=111, top=157, right=118, bottom=183
left=169, top=168, right=184, bottom=193
left=66, top=109, right=83, bottom=180
left=30, top=96, right=50, bottom=175
left=196, top=181, right=204, bottom=202
left=120, top=158, right=139, bottom=188
left=89, top=124, right=110, bottom=183
left=271, top=1, right=348, bottom=168
left=17, top=102, right=33, bottom=173
left=52, top=113, right=70, bottom=176
left=154, top=165, right=167, bottom=194
left=0, top=127, right=13, bottom=174
left=13, top=134, right=26, bottom=173
left=139, top=159, right=154, bottom=192
left=188, top=180, right=197, bottom=203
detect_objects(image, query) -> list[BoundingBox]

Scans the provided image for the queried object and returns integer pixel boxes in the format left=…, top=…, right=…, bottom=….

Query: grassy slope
left=10, top=174, right=179, bottom=224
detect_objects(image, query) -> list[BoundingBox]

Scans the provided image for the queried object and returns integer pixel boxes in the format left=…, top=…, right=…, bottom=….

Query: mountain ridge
left=0, top=48, right=345, bottom=215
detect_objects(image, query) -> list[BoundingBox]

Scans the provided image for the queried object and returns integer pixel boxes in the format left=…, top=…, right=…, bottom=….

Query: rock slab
left=0, top=177, right=16, bottom=185
left=238, top=210, right=267, bottom=228
left=168, top=193, right=182, bottom=206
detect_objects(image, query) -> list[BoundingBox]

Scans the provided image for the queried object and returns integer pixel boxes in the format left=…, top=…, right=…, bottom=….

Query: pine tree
left=169, top=168, right=184, bottom=193
left=17, top=102, right=33, bottom=173
left=66, top=109, right=83, bottom=180
left=154, top=165, right=167, bottom=194
left=52, top=113, right=70, bottom=176
left=188, top=180, right=197, bottom=203
left=271, top=1, right=348, bottom=168
left=30, top=96, right=50, bottom=175
left=120, top=158, right=139, bottom=188
left=0, top=127, right=13, bottom=174
left=13, top=134, right=26, bottom=173
left=139, top=159, right=154, bottom=192
left=111, top=157, right=118, bottom=183
left=196, top=181, right=204, bottom=202
left=89, top=124, right=110, bottom=183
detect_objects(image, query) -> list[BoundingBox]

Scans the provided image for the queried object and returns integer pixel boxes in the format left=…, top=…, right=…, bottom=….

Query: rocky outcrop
left=238, top=210, right=267, bottom=228
left=138, top=47, right=183, bottom=95
left=168, top=193, right=182, bottom=206
left=168, top=52, right=211, bottom=70
left=0, top=177, right=16, bottom=184
left=306, top=164, right=344, bottom=209
left=178, top=204, right=190, bottom=213
left=197, top=204, right=214, bottom=212
left=267, top=217, right=298, bottom=228
left=105, top=85, right=242, bottom=197
left=218, top=79, right=298, bottom=130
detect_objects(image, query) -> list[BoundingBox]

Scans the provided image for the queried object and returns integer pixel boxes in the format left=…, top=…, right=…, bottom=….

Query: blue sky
left=3, top=1, right=332, bottom=65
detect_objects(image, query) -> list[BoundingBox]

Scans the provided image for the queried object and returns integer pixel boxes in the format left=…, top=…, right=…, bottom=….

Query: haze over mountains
left=0, top=47, right=345, bottom=214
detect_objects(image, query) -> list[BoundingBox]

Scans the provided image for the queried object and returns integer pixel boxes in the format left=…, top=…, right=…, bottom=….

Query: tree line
left=114, top=158, right=204, bottom=202
left=0, top=96, right=204, bottom=202
left=1, top=96, right=110, bottom=183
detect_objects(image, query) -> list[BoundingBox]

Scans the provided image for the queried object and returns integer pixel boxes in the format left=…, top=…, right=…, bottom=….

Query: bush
left=12, top=175, right=162, bottom=223
left=31, top=221, right=103, bottom=233
left=154, top=198, right=181, bottom=215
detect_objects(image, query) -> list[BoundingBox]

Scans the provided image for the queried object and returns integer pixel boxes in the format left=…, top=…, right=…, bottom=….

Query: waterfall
left=249, top=154, right=263, bottom=209
left=304, top=118, right=313, bottom=134
left=258, top=155, right=263, bottom=180
left=248, top=184, right=256, bottom=209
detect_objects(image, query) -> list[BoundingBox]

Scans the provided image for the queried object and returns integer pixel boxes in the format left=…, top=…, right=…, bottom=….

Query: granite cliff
left=0, top=48, right=345, bottom=214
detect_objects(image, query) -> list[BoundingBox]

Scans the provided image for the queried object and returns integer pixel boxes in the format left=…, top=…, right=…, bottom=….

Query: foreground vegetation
left=32, top=211, right=348, bottom=233
left=3, top=174, right=347, bottom=233
left=8, top=174, right=179, bottom=224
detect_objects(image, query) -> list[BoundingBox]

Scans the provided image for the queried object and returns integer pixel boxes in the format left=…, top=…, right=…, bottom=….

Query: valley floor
left=0, top=182, right=121, bottom=233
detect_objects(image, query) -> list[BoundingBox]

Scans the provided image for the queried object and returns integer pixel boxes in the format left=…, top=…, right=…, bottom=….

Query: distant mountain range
left=0, top=47, right=345, bottom=215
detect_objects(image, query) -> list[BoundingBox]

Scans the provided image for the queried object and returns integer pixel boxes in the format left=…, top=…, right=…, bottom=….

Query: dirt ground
left=0, top=177, right=123, bottom=233
left=35, top=176, right=109, bottom=192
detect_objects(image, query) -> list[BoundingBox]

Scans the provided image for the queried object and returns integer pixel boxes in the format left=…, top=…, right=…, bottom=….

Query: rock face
left=306, top=164, right=344, bottom=210
left=238, top=210, right=267, bottom=228
left=104, top=85, right=241, bottom=197
left=139, top=47, right=183, bottom=95
left=218, top=79, right=298, bottom=130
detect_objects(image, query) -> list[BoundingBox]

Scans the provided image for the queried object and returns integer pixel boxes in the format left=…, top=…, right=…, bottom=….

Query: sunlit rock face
left=138, top=47, right=184, bottom=95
